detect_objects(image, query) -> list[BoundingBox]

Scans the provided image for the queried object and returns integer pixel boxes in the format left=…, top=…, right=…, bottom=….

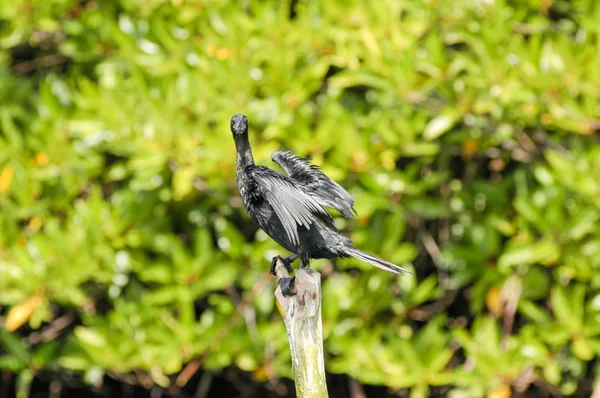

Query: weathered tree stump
left=273, top=259, right=328, bottom=398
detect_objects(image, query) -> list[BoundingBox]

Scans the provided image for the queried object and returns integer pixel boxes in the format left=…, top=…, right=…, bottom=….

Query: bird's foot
left=278, top=277, right=296, bottom=296
left=270, top=255, right=294, bottom=275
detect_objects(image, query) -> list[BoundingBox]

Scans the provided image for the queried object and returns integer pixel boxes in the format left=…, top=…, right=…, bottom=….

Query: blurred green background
left=1, top=0, right=600, bottom=397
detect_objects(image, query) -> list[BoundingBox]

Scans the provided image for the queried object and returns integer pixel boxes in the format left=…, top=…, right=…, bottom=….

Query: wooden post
left=274, top=259, right=328, bottom=398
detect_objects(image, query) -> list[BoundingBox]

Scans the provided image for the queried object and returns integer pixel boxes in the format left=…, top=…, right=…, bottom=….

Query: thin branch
left=501, top=276, right=522, bottom=350
left=194, top=371, right=213, bottom=398
left=419, top=229, right=444, bottom=267
left=225, top=286, right=260, bottom=346
left=26, top=313, right=76, bottom=346
left=12, top=53, right=70, bottom=74
left=349, top=377, right=366, bottom=398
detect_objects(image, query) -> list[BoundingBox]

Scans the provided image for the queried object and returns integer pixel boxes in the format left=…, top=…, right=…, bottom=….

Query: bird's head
left=230, top=114, right=248, bottom=136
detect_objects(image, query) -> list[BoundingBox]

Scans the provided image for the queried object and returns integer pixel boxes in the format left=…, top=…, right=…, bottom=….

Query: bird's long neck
left=235, top=137, right=256, bottom=208
left=235, top=135, right=255, bottom=181
left=235, top=138, right=254, bottom=170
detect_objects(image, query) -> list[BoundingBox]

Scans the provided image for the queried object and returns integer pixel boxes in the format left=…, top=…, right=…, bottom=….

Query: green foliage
left=1, top=0, right=600, bottom=396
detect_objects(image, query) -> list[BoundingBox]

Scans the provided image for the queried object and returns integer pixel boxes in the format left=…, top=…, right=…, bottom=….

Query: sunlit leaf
left=423, top=111, right=459, bottom=141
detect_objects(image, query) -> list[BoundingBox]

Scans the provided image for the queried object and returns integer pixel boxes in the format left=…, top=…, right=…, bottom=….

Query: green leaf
left=0, top=328, right=30, bottom=365
left=423, top=111, right=459, bottom=140
left=545, top=151, right=572, bottom=177
left=410, top=275, right=439, bottom=306
left=498, top=240, right=559, bottom=270
left=74, top=327, right=107, bottom=348
left=550, top=287, right=581, bottom=333
left=572, top=338, right=594, bottom=361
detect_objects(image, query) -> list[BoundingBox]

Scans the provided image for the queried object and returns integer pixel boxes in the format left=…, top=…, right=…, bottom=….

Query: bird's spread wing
left=248, top=166, right=333, bottom=245
left=272, top=151, right=357, bottom=218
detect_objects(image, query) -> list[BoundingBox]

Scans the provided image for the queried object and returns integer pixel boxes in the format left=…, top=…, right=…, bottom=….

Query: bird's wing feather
left=272, top=150, right=357, bottom=218
left=248, top=166, right=333, bottom=245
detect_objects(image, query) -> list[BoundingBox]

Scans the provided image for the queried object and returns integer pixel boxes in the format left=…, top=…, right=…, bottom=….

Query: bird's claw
left=270, top=255, right=293, bottom=275
left=271, top=256, right=295, bottom=296
left=278, top=277, right=296, bottom=296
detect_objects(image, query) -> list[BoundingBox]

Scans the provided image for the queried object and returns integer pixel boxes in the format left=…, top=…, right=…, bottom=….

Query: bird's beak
left=234, top=118, right=243, bottom=132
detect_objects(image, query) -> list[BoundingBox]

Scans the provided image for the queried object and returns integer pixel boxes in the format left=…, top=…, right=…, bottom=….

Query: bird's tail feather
left=345, top=248, right=411, bottom=275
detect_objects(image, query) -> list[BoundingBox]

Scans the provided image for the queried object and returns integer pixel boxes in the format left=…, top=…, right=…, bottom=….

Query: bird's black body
left=230, top=114, right=408, bottom=293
